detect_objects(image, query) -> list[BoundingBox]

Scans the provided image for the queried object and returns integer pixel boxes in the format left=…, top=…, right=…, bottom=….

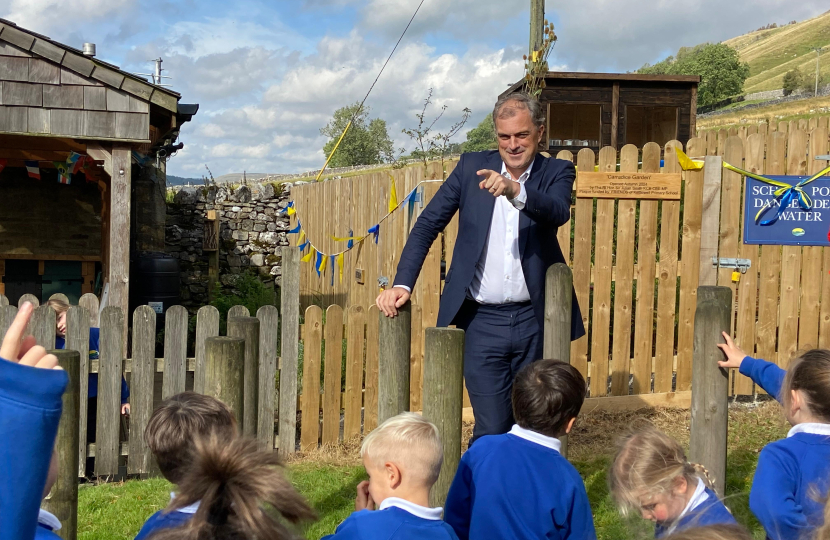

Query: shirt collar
left=170, top=492, right=201, bottom=514
left=38, top=509, right=62, bottom=531
left=665, top=479, right=709, bottom=535
left=378, top=497, right=443, bottom=520
left=508, top=424, right=562, bottom=453
left=500, top=159, right=534, bottom=183
left=788, top=423, right=830, bottom=438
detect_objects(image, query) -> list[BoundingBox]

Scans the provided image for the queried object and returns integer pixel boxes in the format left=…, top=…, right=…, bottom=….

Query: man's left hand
left=477, top=169, right=520, bottom=199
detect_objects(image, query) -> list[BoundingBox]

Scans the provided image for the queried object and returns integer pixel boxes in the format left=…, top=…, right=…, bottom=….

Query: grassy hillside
left=725, top=10, right=830, bottom=94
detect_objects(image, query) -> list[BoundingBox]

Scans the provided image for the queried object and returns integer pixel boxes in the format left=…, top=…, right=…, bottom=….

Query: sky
left=1, top=0, right=827, bottom=177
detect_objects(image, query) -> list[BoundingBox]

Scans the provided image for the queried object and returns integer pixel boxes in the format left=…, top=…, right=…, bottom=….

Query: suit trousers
left=454, top=299, right=543, bottom=445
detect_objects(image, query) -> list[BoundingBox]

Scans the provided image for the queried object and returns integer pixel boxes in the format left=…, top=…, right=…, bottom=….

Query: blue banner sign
left=744, top=174, right=830, bottom=246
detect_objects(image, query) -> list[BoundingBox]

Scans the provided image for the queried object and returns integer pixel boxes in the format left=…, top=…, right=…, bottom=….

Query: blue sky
left=1, top=0, right=827, bottom=177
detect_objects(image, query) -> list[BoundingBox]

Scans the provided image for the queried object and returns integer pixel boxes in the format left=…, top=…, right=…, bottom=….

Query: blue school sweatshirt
left=322, top=498, right=458, bottom=540
left=0, top=356, right=68, bottom=540
left=56, top=327, right=129, bottom=404
left=134, top=509, right=194, bottom=540
left=740, top=356, right=830, bottom=540
left=444, top=425, right=597, bottom=540
left=35, top=509, right=62, bottom=539
left=653, top=483, right=736, bottom=538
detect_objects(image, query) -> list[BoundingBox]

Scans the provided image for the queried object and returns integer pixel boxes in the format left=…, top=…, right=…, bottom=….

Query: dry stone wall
left=165, top=182, right=293, bottom=308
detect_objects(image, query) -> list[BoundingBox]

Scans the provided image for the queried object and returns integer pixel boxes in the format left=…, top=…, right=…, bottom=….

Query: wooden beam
left=87, top=143, right=112, bottom=176
left=0, top=254, right=101, bottom=261
left=0, top=134, right=85, bottom=152
left=108, top=146, right=131, bottom=351
left=610, top=82, right=620, bottom=149
left=689, top=85, right=698, bottom=136
left=0, top=149, right=74, bottom=161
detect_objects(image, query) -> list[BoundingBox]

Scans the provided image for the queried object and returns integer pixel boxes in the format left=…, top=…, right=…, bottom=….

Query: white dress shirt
left=468, top=161, right=532, bottom=304
left=395, top=161, right=531, bottom=303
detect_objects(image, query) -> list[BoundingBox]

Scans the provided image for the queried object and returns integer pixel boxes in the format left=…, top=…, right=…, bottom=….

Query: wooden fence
left=291, top=132, right=830, bottom=399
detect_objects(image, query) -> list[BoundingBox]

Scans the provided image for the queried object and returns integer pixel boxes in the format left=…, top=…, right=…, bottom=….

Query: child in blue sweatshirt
left=323, top=413, right=459, bottom=540
left=444, top=359, right=596, bottom=540
left=718, top=334, right=830, bottom=540
left=609, top=424, right=737, bottom=538
left=0, top=301, right=67, bottom=540
left=134, top=392, right=238, bottom=540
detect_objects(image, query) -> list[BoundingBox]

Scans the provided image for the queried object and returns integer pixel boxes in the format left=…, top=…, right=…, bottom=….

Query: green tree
left=639, top=43, right=750, bottom=107
left=320, top=103, right=395, bottom=167
left=463, top=113, right=497, bottom=152
left=783, top=68, right=803, bottom=96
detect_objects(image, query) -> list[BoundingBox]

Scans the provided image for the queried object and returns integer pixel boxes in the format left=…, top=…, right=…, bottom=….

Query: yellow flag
left=337, top=253, right=345, bottom=283
left=388, top=174, right=398, bottom=213
left=318, top=254, right=327, bottom=273
left=531, top=50, right=540, bottom=62
left=296, top=230, right=306, bottom=247
left=301, top=248, right=314, bottom=263
left=287, top=206, right=296, bottom=216
left=331, top=235, right=363, bottom=242
left=675, top=148, right=704, bottom=171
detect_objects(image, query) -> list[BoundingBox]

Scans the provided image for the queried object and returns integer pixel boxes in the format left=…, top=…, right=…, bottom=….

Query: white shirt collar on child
left=379, top=497, right=443, bottom=520
left=787, top=423, right=830, bottom=438
left=38, top=509, right=62, bottom=531
left=508, top=424, right=562, bottom=453
left=665, top=478, right=709, bottom=536
left=170, top=492, right=202, bottom=514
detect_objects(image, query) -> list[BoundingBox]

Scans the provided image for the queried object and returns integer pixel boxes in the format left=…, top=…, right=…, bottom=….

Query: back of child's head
left=782, top=349, right=830, bottom=422
left=664, top=524, right=752, bottom=540
left=609, top=424, right=713, bottom=515
left=148, top=435, right=315, bottom=540
left=145, top=392, right=237, bottom=484
left=360, top=412, right=443, bottom=488
left=511, top=359, right=586, bottom=438
left=46, top=298, right=69, bottom=314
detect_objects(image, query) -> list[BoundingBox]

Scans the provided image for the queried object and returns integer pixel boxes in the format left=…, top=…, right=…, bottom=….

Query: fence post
left=32, top=305, right=56, bottom=349
left=96, top=306, right=124, bottom=478
left=279, top=247, right=300, bottom=456
left=65, top=307, right=89, bottom=478
left=256, top=305, right=279, bottom=451
left=378, top=303, right=411, bottom=424
left=204, top=336, right=246, bottom=426
left=227, top=316, right=260, bottom=437
left=423, top=327, right=464, bottom=508
left=544, top=263, right=573, bottom=458
left=129, top=306, right=156, bottom=476
left=162, top=305, right=188, bottom=399
left=689, top=286, right=731, bottom=496
left=44, top=349, right=80, bottom=540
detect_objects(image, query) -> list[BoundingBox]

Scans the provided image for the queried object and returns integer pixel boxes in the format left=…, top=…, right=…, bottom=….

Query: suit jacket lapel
left=519, top=153, right=546, bottom=256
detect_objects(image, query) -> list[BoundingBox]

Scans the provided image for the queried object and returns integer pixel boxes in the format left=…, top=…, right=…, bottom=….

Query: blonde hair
left=46, top=298, right=70, bottom=314
left=609, top=424, right=714, bottom=515
left=664, top=524, right=752, bottom=540
left=360, top=412, right=443, bottom=487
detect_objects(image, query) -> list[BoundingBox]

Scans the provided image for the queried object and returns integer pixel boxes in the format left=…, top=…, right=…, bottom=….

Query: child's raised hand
left=716, top=332, right=747, bottom=370
left=355, top=480, right=375, bottom=511
left=0, top=302, right=60, bottom=370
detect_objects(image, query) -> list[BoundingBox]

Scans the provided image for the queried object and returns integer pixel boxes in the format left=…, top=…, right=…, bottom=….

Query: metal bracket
left=378, top=276, right=389, bottom=289
left=712, top=257, right=751, bottom=274
left=816, top=155, right=830, bottom=160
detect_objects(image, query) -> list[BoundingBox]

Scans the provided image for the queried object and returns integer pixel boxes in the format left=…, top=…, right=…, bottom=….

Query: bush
left=783, top=68, right=802, bottom=96
left=211, top=272, right=278, bottom=333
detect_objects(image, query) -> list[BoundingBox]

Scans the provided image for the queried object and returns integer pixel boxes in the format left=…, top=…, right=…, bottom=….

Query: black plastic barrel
left=129, top=252, right=180, bottom=329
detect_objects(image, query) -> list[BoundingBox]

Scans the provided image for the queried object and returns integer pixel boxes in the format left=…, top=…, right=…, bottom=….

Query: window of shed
left=547, top=104, right=601, bottom=148
left=626, top=106, right=678, bottom=147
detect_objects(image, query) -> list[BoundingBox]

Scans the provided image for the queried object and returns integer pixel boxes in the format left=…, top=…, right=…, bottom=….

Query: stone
left=234, top=185, right=252, bottom=203
left=256, top=213, right=268, bottom=221
left=174, top=187, right=199, bottom=205
left=258, top=266, right=273, bottom=277
left=215, top=187, right=229, bottom=203
left=232, top=246, right=244, bottom=255
left=270, top=265, right=282, bottom=276
left=258, top=232, right=278, bottom=244
left=220, top=228, right=233, bottom=240
left=250, top=253, right=265, bottom=266
left=231, top=206, right=242, bottom=212
left=266, top=223, right=277, bottom=232
left=232, top=230, right=249, bottom=241
left=264, top=207, right=276, bottom=217
left=241, top=219, right=254, bottom=231
left=220, top=274, right=239, bottom=286
left=253, top=223, right=266, bottom=232
left=240, top=255, right=250, bottom=266
left=228, top=255, right=242, bottom=267
left=257, top=183, right=275, bottom=200
left=166, top=225, right=183, bottom=243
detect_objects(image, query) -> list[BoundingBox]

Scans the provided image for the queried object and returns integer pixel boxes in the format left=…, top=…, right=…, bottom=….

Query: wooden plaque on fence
left=577, top=172, right=682, bottom=200
left=203, top=211, right=219, bottom=252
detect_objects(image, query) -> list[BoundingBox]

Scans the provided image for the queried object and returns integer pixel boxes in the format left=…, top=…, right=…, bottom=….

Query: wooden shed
left=502, top=72, right=700, bottom=152
left=0, top=19, right=197, bottom=322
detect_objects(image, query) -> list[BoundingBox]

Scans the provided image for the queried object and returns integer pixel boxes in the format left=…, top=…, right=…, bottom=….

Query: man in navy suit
left=376, top=93, right=584, bottom=443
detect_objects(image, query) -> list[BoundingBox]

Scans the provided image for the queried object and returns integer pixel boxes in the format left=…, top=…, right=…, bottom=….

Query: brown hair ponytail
left=149, top=434, right=316, bottom=540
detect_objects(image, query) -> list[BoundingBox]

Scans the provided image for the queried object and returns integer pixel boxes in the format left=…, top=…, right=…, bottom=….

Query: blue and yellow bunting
left=288, top=221, right=302, bottom=234
left=301, top=248, right=314, bottom=263
left=388, top=174, right=398, bottom=213
left=368, top=224, right=380, bottom=244
left=278, top=201, right=294, bottom=215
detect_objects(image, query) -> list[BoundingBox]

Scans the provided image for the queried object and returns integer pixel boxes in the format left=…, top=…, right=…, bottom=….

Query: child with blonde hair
left=323, top=412, right=458, bottom=539
left=609, top=425, right=736, bottom=537
left=718, top=335, right=830, bottom=540
left=664, top=524, right=752, bottom=540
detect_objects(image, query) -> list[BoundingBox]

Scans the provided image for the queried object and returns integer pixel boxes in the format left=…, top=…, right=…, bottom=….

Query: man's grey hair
left=493, top=92, right=545, bottom=130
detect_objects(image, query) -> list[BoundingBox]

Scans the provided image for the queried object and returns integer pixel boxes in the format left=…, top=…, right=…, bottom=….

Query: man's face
left=495, top=105, right=544, bottom=173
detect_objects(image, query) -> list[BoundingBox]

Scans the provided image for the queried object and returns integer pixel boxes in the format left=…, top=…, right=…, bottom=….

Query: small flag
left=330, top=256, right=336, bottom=286
left=287, top=206, right=296, bottom=216
left=54, top=161, right=71, bottom=184
left=675, top=148, right=704, bottom=171
left=347, top=229, right=354, bottom=249
left=368, top=224, right=380, bottom=244
left=301, top=248, right=314, bottom=263
left=296, top=230, right=306, bottom=247
left=279, top=201, right=294, bottom=215
left=288, top=222, right=301, bottom=234
left=25, top=161, right=40, bottom=180
left=388, top=174, right=398, bottom=213
left=299, top=240, right=309, bottom=252
left=337, top=253, right=344, bottom=283
left=316, top=251, right=326, bottom=277
left=0, top=159, right=6, bottom=175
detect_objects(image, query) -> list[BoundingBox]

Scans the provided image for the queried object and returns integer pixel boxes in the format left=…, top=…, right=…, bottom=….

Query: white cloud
left=2, top=0, right=135, bottom=34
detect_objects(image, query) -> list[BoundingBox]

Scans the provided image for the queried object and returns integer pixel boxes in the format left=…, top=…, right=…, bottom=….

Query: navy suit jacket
left=393, top=150, right=585, bottom=340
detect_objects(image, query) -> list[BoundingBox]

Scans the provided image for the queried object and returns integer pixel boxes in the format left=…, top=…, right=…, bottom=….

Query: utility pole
left=814, top=47, right=824, bottom=97
left=530, top=0, right=545, bottom=56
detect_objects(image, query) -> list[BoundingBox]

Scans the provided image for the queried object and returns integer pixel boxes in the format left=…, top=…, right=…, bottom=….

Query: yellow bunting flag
left=301, top=248, right=314, bottom=263
left=287, top=206, right=296, bottom=216
left=318, top=253, right=327, bottom=273
left=296, top=230, right=306, bottom=247
left=388, top=174, right=398, bottom=213
left=331, top=235, right=363, bottom=242
left=337, top=253, right=344, bottom=283
left=675, top=148, right=704, bottom=171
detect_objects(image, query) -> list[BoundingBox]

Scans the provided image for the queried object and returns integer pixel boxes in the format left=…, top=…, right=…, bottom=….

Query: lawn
left=78, top=402, right=788, bottom=540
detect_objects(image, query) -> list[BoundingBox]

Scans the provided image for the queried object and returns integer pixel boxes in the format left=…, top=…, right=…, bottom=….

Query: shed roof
left=0, top=18, right=180, bottom=112
left=501, top=71, right=700, bottom=97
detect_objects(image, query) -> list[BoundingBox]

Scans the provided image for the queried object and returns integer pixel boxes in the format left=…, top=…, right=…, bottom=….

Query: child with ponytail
left=609, top=425, right=736, bottom=538
left=147, top=434, right=315, bottom=540
left=718, top=335, right=830, bottom=540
